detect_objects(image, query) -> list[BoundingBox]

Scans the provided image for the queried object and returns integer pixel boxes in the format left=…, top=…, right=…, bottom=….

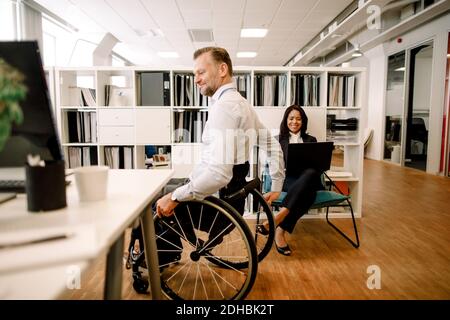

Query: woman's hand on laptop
left=263, top=191, right=280, bottom=205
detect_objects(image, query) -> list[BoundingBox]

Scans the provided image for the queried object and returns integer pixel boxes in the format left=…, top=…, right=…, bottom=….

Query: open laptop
left=286, top=142, right=334, bottom=176
left=0, top=41, right=64, bottom=193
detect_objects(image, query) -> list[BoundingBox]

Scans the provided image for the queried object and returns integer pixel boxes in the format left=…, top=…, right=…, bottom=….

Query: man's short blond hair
left=193, top=47, right=233, bottom=76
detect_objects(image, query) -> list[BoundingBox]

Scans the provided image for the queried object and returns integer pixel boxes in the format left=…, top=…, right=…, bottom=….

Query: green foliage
left=0, top=58, right=27, bottom=151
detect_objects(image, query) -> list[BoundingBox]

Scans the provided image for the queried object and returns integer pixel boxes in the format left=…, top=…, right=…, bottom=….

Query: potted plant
left=0, top=58, right=27, bottom=151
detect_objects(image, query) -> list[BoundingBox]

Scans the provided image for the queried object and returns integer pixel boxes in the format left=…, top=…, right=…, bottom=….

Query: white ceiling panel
left=176, top=0, right=212, bottom=11
left=212, top=0, right=245, bottom=13
left=314, top=0, right=353, bottom=11
left=184, top=13, right=213, bottom=29
left=35, top=0, right=355, bottom=66
left=245, top=0, right=282, bottom=13
left=105, top=0, right=158, bottom=31
left=69, top=0, right=141, bottom=42
left=37, top=0, right=105, bottom=32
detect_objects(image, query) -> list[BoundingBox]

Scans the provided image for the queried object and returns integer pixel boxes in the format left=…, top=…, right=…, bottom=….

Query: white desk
left=0, top=169, right=173, bottom=299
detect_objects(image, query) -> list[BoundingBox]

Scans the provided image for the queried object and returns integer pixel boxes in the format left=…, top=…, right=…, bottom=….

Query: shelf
left=62, top=143, right=98, bottom=147
left=98, top=106, right=134, bottom=109
left=56, top=65, right=365, bottom=217
left=60, top=106, right=97, bottom=110
left=331, top=142, right=360, bottom=146
left=326, top=106, right=360, bottom=110
left=172, top=106, right=208, bottom=110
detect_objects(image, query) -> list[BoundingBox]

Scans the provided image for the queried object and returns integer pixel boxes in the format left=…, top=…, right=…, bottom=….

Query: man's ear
left=219, top=62, right=228, bottom=77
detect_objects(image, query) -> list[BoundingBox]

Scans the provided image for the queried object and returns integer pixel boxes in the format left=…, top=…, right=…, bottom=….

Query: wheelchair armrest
left=222, top=177, right=261, bottom=202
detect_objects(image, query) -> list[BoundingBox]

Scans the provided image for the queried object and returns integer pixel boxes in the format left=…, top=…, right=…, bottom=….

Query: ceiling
left=34, top=0, right=354, bottom=67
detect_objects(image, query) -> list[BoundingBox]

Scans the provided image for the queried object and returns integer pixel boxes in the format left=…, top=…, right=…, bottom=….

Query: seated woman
left=260, top=105, right=323, bottom=256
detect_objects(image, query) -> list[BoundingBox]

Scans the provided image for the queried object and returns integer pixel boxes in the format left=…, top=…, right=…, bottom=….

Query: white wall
left=0, top=1, right=16, bottom=40
left=350, top=44, right=387, bottom=160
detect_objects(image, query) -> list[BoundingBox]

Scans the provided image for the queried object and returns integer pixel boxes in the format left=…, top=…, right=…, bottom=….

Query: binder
left=140, top=72, right=170, bottom=106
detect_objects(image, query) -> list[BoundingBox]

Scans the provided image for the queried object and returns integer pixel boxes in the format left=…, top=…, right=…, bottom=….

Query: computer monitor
left=286, top=142, right=334, bottom=176
left=0, top=41, right=63, bottom=174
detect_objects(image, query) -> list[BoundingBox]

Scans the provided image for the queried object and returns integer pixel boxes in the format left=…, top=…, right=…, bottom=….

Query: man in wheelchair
left=155, top=47, right=284, bottom=247
left=130, top=47, right=285, bottom=298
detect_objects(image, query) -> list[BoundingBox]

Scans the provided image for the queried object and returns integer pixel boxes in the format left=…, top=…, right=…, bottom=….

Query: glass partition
left=384, top=51, right=406, bottom=163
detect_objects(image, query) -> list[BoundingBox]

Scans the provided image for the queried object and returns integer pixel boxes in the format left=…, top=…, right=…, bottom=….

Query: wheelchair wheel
left=155, top=198, right=258, bottom=300
left=207, top=190, right=275, bottom=267
left=247, top=189, right=275, bottom=262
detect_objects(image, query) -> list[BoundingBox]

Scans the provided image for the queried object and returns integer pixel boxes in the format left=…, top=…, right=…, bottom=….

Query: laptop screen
left=0, top=41, right=62, bottom=168
left=286, top=142, right=334, bottom=176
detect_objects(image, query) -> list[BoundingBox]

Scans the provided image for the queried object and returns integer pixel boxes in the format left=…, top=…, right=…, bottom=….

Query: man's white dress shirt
left=172, top=83, right=285, bottom=201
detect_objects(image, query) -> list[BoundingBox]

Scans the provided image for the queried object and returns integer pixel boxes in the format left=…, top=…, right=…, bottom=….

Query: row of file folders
left=66, top=111, right=97, bottom=143
left=254, top=74, right=321, bottom=106
left=70, top=87, right=96, bottom=107
left=104, top=146, right=134, bottom=169
left=67, top=146, right=98, bottom=168
left=173, top=110, right=209, bottom=143
left=173, top=74, right=250, bottom=107
left=328, top=75, right=356, bottom=107
left=254, top=75, right=287, bottom=106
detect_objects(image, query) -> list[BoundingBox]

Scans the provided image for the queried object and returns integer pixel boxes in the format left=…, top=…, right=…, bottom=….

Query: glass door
left=384, top=51, right=406, bottom=164
left=404, top=42, right=433, bottom=171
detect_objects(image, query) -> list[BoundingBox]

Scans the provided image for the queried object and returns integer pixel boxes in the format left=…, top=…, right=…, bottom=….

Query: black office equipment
left=330, top=118, right=358, bottom=131
left=286, top=142, right=334, bottom=176
left=138, top=72, right=170, bottom=106
left=0, top=41, right=64, bottom=193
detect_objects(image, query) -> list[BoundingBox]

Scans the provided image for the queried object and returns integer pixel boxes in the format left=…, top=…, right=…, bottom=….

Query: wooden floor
left=62, top=159, right=450, bottom=300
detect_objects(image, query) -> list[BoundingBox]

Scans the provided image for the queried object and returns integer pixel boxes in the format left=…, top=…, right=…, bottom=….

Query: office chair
left=410, top=117, right=428, bottom=155
left=262, top=169, right=360, bottom=248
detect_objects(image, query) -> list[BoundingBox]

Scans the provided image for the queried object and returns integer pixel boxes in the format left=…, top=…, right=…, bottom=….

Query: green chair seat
left=262, top=170, right=359, bottom=248
left=272, top=190, right=349, bottom=208
left=310, top=190, right=349, bottom=209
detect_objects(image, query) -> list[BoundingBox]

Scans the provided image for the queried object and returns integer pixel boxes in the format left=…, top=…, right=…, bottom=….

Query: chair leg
left=325, top=200, right=360, bottom=248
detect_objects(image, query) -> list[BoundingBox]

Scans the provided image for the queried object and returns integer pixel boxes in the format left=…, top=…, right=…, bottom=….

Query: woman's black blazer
left=277, top=133, right=317, bottom=169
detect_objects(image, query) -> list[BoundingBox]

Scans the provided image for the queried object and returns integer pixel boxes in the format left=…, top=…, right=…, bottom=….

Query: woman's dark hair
left=279, top=105, right=308, bottom=139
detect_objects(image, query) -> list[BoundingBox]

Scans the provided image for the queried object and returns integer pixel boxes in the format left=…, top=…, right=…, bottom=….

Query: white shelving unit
left=55, top=66, right=366, bottom=217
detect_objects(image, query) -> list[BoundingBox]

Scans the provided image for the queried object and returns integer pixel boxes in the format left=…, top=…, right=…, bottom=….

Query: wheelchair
left=126, top=177, right=275, bottom=300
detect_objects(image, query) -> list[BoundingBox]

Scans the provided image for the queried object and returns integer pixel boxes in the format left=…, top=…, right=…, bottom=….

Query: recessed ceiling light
left=447, top=53, right=450, bottom=58
left=237, top=52, right=258, bottom=58
left=240, top=28, right=268, bottom=38
left=158, top=52, right=179, bottom=58
left=395, top=67, right=405, bottom=72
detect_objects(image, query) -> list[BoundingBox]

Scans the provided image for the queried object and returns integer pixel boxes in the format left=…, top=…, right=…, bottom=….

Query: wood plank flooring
left=61, top=159, right=450, bottom=300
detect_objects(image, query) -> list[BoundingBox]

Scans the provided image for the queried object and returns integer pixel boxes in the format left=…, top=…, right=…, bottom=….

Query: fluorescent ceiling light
left=158, top=52, right=179, bottom=58
left=395, top=67, right=405, bottom=71
left=240, top=28, right=268, bottom=38
left=237, top=52, right=258, bottom=58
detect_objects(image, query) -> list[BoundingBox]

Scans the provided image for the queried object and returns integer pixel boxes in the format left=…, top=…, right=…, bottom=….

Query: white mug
left=74, top=166, right=109, bottom=202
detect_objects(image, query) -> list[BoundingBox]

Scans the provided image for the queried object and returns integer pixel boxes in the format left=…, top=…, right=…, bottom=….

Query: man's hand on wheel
left=156, top=192, right=179, bottom=217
